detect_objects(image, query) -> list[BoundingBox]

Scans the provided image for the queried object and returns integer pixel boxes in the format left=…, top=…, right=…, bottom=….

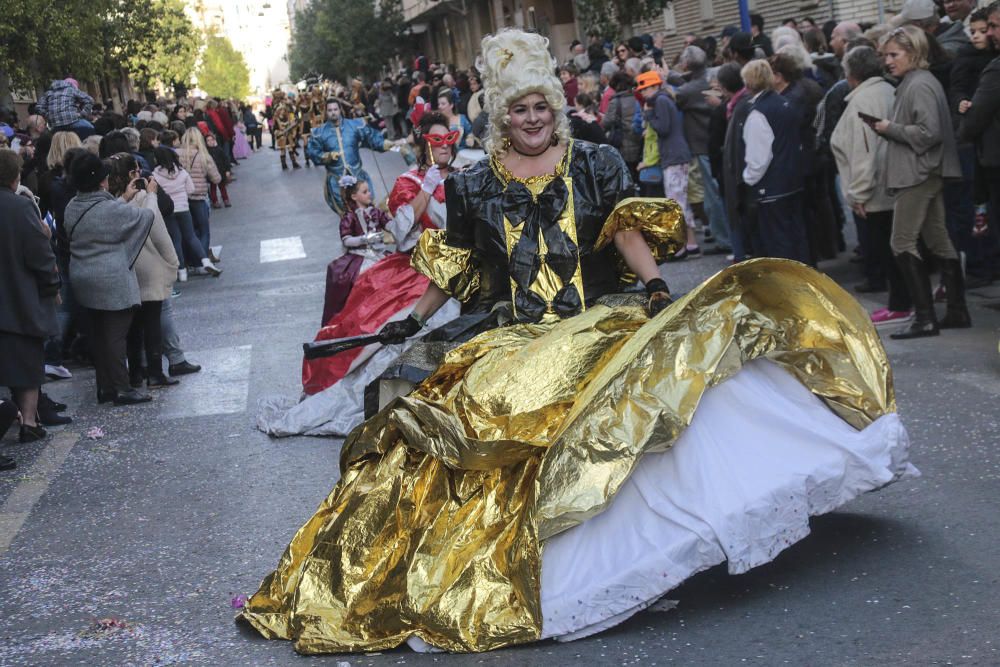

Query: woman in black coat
left=0, top=149, right=61, bottom=443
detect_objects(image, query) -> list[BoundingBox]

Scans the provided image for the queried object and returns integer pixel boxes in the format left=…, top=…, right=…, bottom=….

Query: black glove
left=378, top=314, right=423, bottom=344
left=645, top=278, right=673, bottom=317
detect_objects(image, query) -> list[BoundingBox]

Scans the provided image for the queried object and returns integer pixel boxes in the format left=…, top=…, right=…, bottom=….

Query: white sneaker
left=209, top=245, right=223, bottom=262
left=178, top=268, right=188, bottom=282
left=201, top=257, right=222, bottom=277
left=44, top=364, right=73, bottom=380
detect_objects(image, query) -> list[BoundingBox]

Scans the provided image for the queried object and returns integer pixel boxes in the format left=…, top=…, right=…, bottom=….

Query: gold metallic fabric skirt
left=239, top=258, right=895, bottom=654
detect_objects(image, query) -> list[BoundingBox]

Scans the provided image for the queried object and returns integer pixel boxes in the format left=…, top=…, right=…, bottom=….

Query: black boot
left=890, top=253, right=939, bottom=340
left=280, top=154, right=288, bottom=170
left=938, top=258, right=972, bottom=329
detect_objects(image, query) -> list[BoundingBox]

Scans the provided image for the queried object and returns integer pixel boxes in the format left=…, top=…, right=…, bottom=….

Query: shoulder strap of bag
left=64, top=199, right=104, bottom=240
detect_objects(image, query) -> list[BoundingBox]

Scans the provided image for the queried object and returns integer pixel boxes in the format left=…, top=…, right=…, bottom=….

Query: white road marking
left=260, top=236, right=306, bottom=263
left=158, top=345, right=253, bottom=419
left=0, top=430, right=78, bottom=556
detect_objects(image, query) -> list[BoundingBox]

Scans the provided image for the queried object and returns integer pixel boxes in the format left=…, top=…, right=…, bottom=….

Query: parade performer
left=320, top=174, right=392, bottom=323
left=295, top=91, right=313, bottom=167
left=308, top=86, right=326, bottom=130
left=256, top=111, right=461, bottom=437
left=271, top=92, right=300, bottom=170
left=306, top=97, right=389, bottom=215
left=241, top=30, right=915, bottom=654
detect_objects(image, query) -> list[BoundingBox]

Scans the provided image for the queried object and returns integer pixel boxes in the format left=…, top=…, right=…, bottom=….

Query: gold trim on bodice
left=491, top=143, right=584, bottom=321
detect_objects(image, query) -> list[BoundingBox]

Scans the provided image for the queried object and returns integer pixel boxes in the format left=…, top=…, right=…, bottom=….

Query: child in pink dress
left=233, top=121, right=252, bottom=160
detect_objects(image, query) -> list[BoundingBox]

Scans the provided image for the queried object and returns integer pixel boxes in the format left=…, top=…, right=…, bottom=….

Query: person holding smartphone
left=870, top=26, right=969, bottom=339
left=831, top=46, right=911, bottom=326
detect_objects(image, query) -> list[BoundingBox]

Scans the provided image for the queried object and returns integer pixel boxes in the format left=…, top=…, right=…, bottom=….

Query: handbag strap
left=64, top=199, right=104, bottom=240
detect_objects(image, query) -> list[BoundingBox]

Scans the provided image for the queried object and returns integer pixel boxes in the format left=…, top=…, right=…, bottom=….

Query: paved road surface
left=1, top=142, right=998, bottom=666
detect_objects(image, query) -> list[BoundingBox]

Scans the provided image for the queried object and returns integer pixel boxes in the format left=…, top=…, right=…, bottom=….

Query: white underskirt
left=407, top=359, right=917, bottom=651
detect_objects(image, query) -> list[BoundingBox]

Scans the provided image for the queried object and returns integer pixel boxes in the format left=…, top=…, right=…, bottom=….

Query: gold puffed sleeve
left=411, top=228, right=480, bottom=303
left=594, top=197, right=687, bottom=262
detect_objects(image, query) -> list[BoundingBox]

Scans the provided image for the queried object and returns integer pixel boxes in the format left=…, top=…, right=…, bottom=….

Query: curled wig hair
left=476, top=29, right=571, bottom=156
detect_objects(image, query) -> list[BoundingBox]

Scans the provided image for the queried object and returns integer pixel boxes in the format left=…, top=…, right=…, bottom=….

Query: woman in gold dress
left=239, top=30, right=915, bottom=655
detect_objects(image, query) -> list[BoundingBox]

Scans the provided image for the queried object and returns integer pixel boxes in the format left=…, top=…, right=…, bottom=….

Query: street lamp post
left=738, top=0, right=750, bottom=31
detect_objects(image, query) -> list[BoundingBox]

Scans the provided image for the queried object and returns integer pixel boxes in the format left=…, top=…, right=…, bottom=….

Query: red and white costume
left=257, top=168, right=461, bottom=437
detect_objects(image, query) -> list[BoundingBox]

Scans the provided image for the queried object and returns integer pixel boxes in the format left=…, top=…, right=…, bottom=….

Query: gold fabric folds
left=410, top=229, right=479, bottom=303
left=240, top=259, right=895, bottom=654
left=595, top=197, right=688, bottom=262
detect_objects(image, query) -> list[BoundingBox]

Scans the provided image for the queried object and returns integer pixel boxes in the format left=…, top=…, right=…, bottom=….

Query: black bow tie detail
left=502, top=178, right=568, bottom=229
left=515, top=284, right=582, bottom=322
left=501, top=177, right=582, bottom=323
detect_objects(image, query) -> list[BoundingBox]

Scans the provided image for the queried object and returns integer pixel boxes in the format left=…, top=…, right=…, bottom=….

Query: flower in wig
left=476, top=29, right=571, bottom=156
left=338, top=174, right=358, bottom=189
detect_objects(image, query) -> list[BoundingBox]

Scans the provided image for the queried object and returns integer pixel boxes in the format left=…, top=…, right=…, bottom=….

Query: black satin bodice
left=443, top=141, right=634, bottom=317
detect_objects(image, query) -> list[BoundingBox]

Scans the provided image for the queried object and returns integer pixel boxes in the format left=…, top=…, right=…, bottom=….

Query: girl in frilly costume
left=320, top=174, right=392, bottom=323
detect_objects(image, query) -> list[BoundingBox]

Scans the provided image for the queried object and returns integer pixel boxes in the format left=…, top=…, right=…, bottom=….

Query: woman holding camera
left=106, top=152, right=180, bottom=389
left=63, top=152, right=154, bottom=405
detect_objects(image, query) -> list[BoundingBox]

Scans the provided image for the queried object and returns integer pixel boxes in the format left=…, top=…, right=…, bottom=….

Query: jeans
left=189, top=199, right=211, bottom=255
left=164, top=209, right=206, bottom=267
left=695, top=154, right=730, bottom=248
left=248, top=126, right=262, bottom=149
left=160, top=295, right=186, bottom=366
left=943, top=144, right=975, bottom=265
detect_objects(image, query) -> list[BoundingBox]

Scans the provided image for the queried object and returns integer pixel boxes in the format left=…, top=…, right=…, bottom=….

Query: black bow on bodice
left=501, top=178, right=582, bottom=322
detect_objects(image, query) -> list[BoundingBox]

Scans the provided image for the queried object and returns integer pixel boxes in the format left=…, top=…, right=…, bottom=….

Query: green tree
left=0, top=0, right=111, bottom=90
left=575, top=0, right=672, bottom=40
left=288, top=0, right=409, bottom=82
left=105, top=0, right=201, bottom=89
left=197, top=33, right=251, bottom=100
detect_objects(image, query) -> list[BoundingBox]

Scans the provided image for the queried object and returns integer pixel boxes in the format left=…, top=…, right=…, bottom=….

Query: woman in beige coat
left=106, top=153, right=181, bottom=388
left=831, top=45, right=910, bottom=325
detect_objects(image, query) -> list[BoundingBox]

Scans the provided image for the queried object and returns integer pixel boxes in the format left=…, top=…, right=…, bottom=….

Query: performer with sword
left=306, top=97, right=394, bottom=215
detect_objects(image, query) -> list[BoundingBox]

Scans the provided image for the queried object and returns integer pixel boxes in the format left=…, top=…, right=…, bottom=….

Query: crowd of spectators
left=0, top=84, right=258, bottom=470
left=4, top=0, right=998, bottom=469
left=330, top=0, right=997, bottom=337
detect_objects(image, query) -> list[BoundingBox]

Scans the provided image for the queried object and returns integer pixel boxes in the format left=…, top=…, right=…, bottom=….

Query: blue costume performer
left=306, top=98, right=388, bottom=215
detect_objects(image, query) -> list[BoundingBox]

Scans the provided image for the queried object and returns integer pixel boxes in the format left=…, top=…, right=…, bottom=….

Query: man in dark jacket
left=959, top=2, right=1000, bottom=282
left=740, top=61, right=807, bottom=263
left=672, top=45, right=731, bottom=252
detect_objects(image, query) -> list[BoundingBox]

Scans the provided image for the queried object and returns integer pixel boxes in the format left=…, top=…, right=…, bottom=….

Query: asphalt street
left=1, top=138, right=998, bottom=666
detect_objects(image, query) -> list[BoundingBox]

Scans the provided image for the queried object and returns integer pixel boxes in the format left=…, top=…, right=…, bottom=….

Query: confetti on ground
left=86, top=427, right=105, bottom=440
left=230, top=594, right=248, bottom=609
left=77, top=617, right=133, bottom=639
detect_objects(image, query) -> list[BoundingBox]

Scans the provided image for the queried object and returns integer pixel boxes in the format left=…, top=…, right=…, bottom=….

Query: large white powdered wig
left=476, top=29, right=571, bottom=156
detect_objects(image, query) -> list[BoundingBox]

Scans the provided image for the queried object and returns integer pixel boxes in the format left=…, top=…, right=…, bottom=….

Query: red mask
left=424, top=130, right=461, bottom=146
